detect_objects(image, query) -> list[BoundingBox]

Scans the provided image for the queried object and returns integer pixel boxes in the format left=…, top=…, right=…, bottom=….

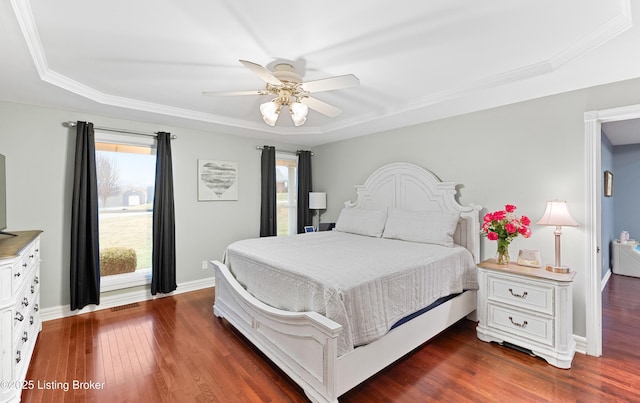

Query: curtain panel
left=296, top=150, right=313, bottom=234
left=70, top=121, right=100, bottom=310
left=151, top=132, right=177, bottom=295
left=260, top=146, right=277, bottom=237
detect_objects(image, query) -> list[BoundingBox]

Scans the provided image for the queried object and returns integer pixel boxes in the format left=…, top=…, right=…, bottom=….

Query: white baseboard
left=572, top=270, right=610, bottom=355
left=601, top=268, right=612, bottom=291
left=40, top=276, right=215, bottom=322
left=574, top=335, right=587, bottom=355
left=574, top=268, right=612, bottom=356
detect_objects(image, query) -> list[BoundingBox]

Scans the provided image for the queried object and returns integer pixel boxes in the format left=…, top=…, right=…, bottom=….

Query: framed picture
left=604, top=170, right=613, bottom=197
left=198, top=160, right=238, bottom=201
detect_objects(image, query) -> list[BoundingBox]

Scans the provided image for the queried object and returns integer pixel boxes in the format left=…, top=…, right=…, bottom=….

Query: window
left=95, top=133, right=156, bottom=291
left=276, top=153, right=298, bottom=236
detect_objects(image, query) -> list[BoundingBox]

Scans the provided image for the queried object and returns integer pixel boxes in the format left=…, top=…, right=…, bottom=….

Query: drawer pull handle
left=16, top=350, right=21, bottom=364
left=30, top=316, right=34, bottom=325
left=509, top=316, right=528, bottom=328
left=15, top=312, right=24, bottom=322
left=22, top=263, right=27, bottom=268
left=22, top=297, right=29, bottom=307
left=31, top=285, right=35, bottom=294
left=508, top=288, right=528, bottom=299
left=34, top=304, right=39, bottom=312
left=22, top=331, right=28, bottom=342
left=14, top=272, right=20, bottom=278
left=34, top=276, right=39, bottom=284
left=29, top=254, right=34, bottom=259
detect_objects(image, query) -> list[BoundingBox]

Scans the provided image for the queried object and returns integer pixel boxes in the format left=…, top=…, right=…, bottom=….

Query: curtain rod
left=64, top=121, right=177, bottom=139
left=256, top=146, right=313, bottom=156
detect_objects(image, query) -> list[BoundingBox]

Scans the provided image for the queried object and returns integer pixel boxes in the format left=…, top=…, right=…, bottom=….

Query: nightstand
left=476, top=259, right=576, bottom=369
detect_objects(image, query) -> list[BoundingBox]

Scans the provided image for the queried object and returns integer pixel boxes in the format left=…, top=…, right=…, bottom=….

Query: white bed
left=211, top=162, right=481, bottom=403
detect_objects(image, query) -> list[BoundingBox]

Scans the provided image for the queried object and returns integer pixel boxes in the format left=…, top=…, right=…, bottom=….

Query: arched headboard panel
left=345, top=163, right=482, bottom=262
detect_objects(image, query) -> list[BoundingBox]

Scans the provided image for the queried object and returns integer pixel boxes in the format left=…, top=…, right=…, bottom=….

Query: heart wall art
left=198, top=160, right=238, bottom=201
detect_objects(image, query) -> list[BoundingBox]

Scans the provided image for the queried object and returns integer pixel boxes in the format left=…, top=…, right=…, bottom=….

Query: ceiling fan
left=203, top=60, right=360, bottom=127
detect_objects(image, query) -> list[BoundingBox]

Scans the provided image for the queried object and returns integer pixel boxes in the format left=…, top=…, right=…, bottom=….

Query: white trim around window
left=100, top=268, right=152, bottom=292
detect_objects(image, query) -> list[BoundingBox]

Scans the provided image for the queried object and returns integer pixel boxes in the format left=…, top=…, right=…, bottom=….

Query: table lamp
left=309, top=192, right=326, bottom=230
left=536, top=200, right=579, bottom=273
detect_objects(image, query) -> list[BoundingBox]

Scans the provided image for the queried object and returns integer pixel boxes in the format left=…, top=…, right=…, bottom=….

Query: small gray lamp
left=309, top=192, right=327, bottom=230
left=536, top=200, right=579, bottom=273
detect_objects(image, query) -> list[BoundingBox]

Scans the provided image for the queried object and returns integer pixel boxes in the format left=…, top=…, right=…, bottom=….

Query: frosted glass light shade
left=536, top=200, right=578, bottom=227
left=260, top=101, right=280, bottom=126
left=290, top=102, right=308, bottom=126
left=309, top=192, right=327, bottom=209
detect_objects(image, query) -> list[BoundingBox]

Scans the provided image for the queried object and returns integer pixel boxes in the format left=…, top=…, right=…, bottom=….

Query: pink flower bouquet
left=481, top=204, right=531, bottom=264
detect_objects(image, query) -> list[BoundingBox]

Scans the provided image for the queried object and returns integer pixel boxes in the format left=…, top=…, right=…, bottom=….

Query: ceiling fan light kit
left=290, top=102, right=308, bottom=126
left=203, top=60, right=359, bottom=127
left=259, top=97, right=309, bottom=127
left=259, top=100, right=280, bottom=126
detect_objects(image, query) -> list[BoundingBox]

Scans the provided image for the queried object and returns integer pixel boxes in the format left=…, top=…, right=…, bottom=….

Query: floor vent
left=110, top=302, right=140, bottom=312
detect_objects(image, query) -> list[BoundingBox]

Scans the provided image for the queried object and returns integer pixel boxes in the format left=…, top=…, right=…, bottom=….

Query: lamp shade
left=309, top=192, right=327, bottom=209
left=536, top=200, right=579, bottom=227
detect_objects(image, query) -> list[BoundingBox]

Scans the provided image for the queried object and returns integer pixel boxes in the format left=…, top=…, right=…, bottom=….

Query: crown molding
left=11, top=0, right=633, bottom=137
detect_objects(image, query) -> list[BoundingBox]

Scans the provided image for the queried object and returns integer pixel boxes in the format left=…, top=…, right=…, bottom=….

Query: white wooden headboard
left=345, top=162, right=482, bottom=262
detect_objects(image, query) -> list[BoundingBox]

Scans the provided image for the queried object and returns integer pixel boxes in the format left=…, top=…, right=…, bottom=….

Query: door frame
left=584, top=103, right=640, bottom=356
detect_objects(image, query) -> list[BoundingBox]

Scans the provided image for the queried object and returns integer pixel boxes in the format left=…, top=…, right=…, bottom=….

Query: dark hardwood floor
left=22, top=274, right=640, bottom=402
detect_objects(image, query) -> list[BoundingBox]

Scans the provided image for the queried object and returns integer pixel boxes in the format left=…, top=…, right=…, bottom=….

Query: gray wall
left=0, top=101, right=304, bottom=309
left=6, top=75, right=640, bottom=337
left=312, top=76, right=640, bottom=338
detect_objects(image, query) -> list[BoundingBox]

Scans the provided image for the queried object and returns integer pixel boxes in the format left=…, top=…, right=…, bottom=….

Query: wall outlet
left=202, top=260, right=208, bottom=270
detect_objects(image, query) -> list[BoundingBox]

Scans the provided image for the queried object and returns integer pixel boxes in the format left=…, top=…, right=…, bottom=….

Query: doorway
left=585, top=104, right=640, bottom=357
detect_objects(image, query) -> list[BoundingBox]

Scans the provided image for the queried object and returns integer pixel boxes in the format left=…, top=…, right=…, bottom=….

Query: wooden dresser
left=0, top=231, right=42, bottom=402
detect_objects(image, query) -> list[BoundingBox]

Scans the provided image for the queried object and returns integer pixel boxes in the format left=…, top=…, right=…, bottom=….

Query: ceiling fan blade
left=300, top=97, right=343, bottom=117
left=300, top=74, right=359, bottom=93
left=202, top=90, right=267, bottom=97
left=239, top=60, right=283, bottom=86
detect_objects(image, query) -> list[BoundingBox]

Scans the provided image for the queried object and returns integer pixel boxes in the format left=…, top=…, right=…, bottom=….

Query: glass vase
left=496, top=239, right=510, bottom=265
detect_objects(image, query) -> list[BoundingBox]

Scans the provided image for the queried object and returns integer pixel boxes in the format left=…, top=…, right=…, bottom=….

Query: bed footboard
left=211, top=260, right=342, bottom=403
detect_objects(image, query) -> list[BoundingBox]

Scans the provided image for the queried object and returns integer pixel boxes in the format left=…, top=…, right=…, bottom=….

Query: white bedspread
left=224, top=231, right=478, bottom=355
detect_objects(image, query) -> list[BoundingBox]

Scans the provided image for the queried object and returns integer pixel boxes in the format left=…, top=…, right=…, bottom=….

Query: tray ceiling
left=2, top=0, right=640, bottom=145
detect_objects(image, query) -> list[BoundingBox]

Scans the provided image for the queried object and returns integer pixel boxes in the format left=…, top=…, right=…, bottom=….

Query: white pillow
left=334, top=208, right=387, bottom=237
left=382, top=208, right=460, bottom=247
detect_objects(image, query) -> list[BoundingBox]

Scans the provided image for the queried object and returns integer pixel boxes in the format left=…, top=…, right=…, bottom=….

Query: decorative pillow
left=382, top=208, right=460, bottom=247
left=334, top=207, right=387, bottom=237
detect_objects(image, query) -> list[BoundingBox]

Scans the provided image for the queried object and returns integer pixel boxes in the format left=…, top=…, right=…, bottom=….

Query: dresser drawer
left=13, top=287, right=30, bottom=337
left=487, top=274, right=554, bottom=315
left=0, top=263, right=11, bottom=304
left=14, top=331, right=26, bottom=371
left=11, top=256, right=28, bottom=295
left=487, top=303, right=554, bottom=346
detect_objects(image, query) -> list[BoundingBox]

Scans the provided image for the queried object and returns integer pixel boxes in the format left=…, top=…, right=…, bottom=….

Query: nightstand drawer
left=487, top=274, right=554, bottom=315
left=487, top=304, right=554, bottom=346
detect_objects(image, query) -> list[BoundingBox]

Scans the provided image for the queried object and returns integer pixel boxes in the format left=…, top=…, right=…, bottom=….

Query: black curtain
left=151, top=132, right=177, bottom=295
left=260, top=146, right=277, bottom=237
left=70, top=121, right=100, bottom=310
left=296, top=150, right=313, bottom=234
